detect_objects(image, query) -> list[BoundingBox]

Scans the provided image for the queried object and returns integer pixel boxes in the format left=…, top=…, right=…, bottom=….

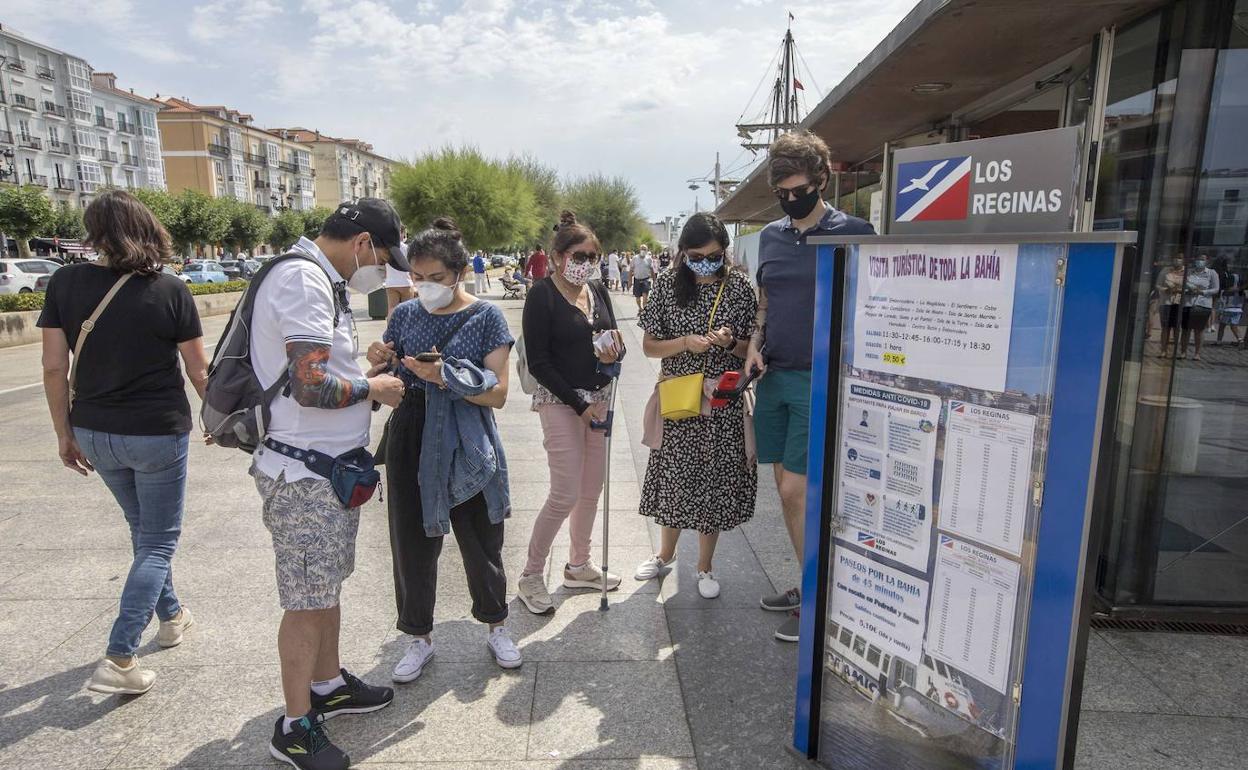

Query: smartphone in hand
left=414, top=352, right=442, bottom=363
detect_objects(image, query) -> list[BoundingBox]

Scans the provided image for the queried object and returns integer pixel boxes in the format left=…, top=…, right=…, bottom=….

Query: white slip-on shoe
left=634, top=555, right=673, bottom=581
left=87, top=657, right=156, bottom=695
left=392, top=637, right=435, bottom=683
left=517, top=573, right=555, bottom=614
left=487, top=627, right=523, bottom=669
left=155, top=606, right=194, bottom=648
left=563, top=559, right=621, bottom=591
left=697, top=571, right=721, bottom=599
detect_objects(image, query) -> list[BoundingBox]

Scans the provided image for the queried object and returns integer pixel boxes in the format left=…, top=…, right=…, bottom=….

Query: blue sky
left=2, top=0, right=915, bottom=219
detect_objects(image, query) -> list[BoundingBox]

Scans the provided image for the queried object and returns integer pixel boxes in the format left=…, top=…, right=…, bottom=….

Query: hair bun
left=558, top=210, right=578, bottom=229
left=431, top=216, right=462, bottom=240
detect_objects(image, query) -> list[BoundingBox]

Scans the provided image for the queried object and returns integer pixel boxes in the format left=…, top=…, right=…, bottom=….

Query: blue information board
left=792, top=233, right=1132, bottom=769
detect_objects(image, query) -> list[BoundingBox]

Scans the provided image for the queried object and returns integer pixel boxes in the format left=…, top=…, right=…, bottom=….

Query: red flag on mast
left=794, top=78, right=805, bottom=90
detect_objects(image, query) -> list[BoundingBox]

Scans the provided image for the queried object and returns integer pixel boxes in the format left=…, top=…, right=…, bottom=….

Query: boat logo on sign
left=857, top=531, right=878, bottom=548
left=895, top=156, right=972, bottom=222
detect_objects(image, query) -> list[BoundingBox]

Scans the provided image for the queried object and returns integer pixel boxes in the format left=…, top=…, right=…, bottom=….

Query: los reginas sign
left=888, top=126, right=1081, bottom=235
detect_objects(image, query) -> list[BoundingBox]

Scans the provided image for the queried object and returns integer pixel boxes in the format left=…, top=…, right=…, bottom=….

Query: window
left=94, top=105, right=105, bottom=123
left=76, top=160, right=102, bottom=191
left=124, top=169, right=135, bottom=188
left=73, top=128, right=96, bottom=154
left=839, top=627, right=853, bottom=647
left=66, top=59, right=91, bottom=91
left=229, top=129, right=242, bottom=150
left=117, top=110, right=128, bottom=129
left=101, top=165, right=112, bottom=186
left=24, top=158, right=36, bottom=180
left=69, top=92, right=90, bottom=121
left=266, top=142, right=279, bottom=166
left=17, top=119, right=31, bottom=141
left=852, top=636, right=867, bottom=657
left=97, top=134, right=109, bottom=151
left=140, top=110, right=157, bottom=138
left=865, top=645, right=881, bottom=668
left=53, top=163, right=66, bottom=185
left=47, top=125, right=59, bottom=144
left=213, top=160, right=225, bottom=179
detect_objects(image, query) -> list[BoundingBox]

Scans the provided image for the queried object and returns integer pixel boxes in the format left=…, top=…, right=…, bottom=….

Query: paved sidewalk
left=2, top=290, right=1245, bottom=769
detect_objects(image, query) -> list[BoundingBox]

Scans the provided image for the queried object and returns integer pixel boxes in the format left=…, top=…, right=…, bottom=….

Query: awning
left=32, top=238, right=92, bottom=253
left=716, top=0, right=1169, bottom=223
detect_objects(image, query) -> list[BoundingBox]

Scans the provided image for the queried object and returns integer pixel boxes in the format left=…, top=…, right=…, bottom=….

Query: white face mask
left=415, top=280, right=456, bottom=311
left=347, top=240, right=387, bottom=295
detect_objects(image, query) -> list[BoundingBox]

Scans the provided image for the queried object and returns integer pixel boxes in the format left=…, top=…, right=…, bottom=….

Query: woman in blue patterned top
left=365, top=217, right=519, bottom=680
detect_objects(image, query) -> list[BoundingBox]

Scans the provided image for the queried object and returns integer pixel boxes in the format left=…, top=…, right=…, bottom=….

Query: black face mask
left=779, top=185, right=822, bottom=220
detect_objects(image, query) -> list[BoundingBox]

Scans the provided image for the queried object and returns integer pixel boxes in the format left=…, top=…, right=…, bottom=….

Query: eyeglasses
left=771, top=182, right=818, bottom=202
left=569, top=250, right=600, bottom=263
left=683, top=250, right=726, bottom=263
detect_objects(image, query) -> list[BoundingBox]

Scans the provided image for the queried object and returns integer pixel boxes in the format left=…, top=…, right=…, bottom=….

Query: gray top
left=757, top=205, right=875, bottom=370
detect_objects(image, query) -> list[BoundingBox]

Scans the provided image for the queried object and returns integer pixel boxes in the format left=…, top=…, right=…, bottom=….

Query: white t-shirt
left=384, top=243, right=411, bottom=288
left=250, top=237, right=371, bottom=482
left=632, top=254, right=653, bottom=280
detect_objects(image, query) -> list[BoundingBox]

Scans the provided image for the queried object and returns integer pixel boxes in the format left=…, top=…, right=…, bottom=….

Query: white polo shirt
left=250, top=237, right=371, bottom=482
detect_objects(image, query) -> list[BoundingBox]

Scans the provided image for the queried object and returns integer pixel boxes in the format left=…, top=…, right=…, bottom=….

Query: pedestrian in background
left=1157, top=256, right=1185, bottom=356
left=1179, top=254, right=1219, bottom=361
left=385, top=234, right=413, bottom=317
left=526, top=243, right=548, bottom=281
left=370, top=217, right=520, bottom=681
left=473, top=250, right=488, bottom=295
left=631, top=248, right=654, bottom=311
left=745, top=131, right=875, bottom=643
left=247, top=199, right=407, bottom=770
left=38, top=189, right=209, bottom=695
left=1212, top=255, right=1243, bottom=346
left=620, top=250, right=632, bottom=293
left=516, top=210, right=624, bottom=614
left=633, top=213, right=758, bottom=599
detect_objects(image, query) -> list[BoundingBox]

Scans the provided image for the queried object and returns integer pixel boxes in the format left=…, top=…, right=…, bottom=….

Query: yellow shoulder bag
left=659, top=280, right=727, bottom=421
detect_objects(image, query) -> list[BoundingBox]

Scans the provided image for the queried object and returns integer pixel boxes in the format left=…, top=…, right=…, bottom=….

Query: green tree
left=164, top=190, right=229, bottom=256
left=268, top=210, right=305, bottom=251
left=130, top=188, right=180, bottom=234
left=0, top=185, right=55, bottom=259
left=301, top=206, right=333, bottom=239
left=505, top=154, right=561, bottom=247
left=560, top=174, right=645, bottom=253
left=390, top=147, right=536, bottom=250
left=223, top=199, right=272, bottom=256
left=52, top=201, right=86, bottom=240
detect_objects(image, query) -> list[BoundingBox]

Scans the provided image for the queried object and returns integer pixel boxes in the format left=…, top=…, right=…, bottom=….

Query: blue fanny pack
left=263, top=438, right=380, bottom=508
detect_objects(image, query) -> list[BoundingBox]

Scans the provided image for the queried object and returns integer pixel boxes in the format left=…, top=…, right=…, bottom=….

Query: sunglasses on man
left=770, top=182, right=821, bottom=201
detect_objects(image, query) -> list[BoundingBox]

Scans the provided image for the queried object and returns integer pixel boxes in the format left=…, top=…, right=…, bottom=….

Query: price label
left=883, top=352, right=906, bottom=365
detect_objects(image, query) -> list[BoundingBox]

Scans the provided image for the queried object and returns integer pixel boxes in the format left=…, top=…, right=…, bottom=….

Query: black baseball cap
left=326, top=198, right=410, bottom=271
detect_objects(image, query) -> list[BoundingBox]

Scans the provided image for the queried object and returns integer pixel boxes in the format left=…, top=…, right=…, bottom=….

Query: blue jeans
left=74, top=428, right=189, bottom=657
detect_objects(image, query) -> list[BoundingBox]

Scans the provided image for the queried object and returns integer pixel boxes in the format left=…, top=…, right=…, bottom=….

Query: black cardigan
left=521, top=278, right=618, bottom=414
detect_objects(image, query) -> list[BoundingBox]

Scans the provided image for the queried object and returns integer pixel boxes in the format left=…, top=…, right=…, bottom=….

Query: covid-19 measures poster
left=852, top=243, right=1018, bottom=391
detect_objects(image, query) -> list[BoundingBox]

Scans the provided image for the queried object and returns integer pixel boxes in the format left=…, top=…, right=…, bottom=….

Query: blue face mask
left=687, top=258, right=724, bottom=277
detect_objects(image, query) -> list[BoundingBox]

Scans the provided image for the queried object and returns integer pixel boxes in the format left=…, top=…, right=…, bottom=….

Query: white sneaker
left=517, top=573, right=554, bottom=615
left=392, top=637, right=435, bottom=683
left=87, top=657, right=156, bottom=695
left=697, top=571, right=721, bottom=599
left=634, top=555, right=673, bottom=581
left=564, top=559, right=621, bottom=591
left=487, top=627, right=523, bottom=669
left=155, top=606, right=194, bottom=648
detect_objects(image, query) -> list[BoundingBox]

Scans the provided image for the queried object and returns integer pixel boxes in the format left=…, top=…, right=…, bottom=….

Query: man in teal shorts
left=744, top=131, right=874, bottom=643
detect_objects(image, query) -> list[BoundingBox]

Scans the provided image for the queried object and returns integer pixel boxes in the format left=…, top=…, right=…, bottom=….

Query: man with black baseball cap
left=249, top=197, right=407, bottom=769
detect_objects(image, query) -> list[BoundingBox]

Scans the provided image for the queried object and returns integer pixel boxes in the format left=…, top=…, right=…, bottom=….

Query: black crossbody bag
left=373, top=301, right=490, bottom=465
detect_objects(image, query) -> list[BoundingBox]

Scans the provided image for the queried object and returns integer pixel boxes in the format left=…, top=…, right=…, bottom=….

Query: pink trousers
left=523, top=404, right=607, bottom=575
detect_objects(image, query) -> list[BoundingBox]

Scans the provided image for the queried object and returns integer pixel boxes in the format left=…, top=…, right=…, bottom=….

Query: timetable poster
left=829, top=547, right=929, bottom=666
left=852, top=243, right=1019, bottom=392
left=926, top=535, right=1021, bottom=696
left=836, top=380, right=940, bottom=572
left=938, top=401, right=1037, bottom=556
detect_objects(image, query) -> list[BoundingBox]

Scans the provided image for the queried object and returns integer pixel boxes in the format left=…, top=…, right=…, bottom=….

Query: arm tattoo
left=286, top=341, right=370, bottom=409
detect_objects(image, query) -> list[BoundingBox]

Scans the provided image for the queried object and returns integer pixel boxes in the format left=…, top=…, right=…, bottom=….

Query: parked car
left=218, top=260, right=245, bottom=281
left=161, top=265, right=192, bottom=284
left=181, top=261, right=229, bottom=284
left=490, top=254, right=506, bottom=268
left=243, top=259, right=262, bottom=278
left=0, top=258, right=61, bottom=294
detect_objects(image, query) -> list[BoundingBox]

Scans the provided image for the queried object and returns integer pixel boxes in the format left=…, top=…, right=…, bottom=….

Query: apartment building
left=0, top=24, right=165, bottom=207
left=269, top=128, right=395, bottom=206
left=155, top=97, right=315, bottom=213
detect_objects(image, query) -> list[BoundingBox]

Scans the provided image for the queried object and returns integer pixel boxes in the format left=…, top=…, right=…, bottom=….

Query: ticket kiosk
left=792, top=232, right=1134, bottom=769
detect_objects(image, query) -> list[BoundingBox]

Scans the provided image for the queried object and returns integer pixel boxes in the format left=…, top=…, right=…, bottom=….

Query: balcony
left=75, top=144, right=96, bottom=157
left=42, top=101, right=67, bottom=119
left=25, top=173, right=49, bottom=187
left=278, top=160, right=298, bottom=173
left=244, top=152, right=266, bottom=165
left=121, top=154, right=140, bottom=166
left=12, top=93, right=36, bottom=111
left=95, top=115, right=115, bottom=129
left=17, top=135, right=42, bottom=150
left=116, top=121, right=136, bottom=135
left=36, top=65, right=54, bottom=80
left=47, top=139, right=71, bottom=155
left=0, top=129, right=11, bottom=144
left=207, top=143, right=230, bottom=158
left=6, top=59, right=27, bottom=73
left=54, top=178, right=76, bottom=191
left=98, top=149, right=119, bottom=163
left=253, top=179, right=270, bottom=190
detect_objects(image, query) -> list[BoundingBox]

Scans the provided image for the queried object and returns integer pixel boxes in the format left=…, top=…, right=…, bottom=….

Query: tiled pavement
left=1, top=291, right=1245, bottom=769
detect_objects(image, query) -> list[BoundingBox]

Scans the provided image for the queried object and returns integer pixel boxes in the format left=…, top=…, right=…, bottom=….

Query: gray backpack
left=201, top=251, right=338, bottom=453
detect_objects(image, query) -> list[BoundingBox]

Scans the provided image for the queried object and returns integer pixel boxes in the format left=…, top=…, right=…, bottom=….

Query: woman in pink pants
left=516, top=210, right=624, bottom=614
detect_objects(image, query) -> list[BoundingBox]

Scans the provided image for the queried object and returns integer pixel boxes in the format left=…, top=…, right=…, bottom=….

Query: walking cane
left=590, top=375, right=619, bottom=612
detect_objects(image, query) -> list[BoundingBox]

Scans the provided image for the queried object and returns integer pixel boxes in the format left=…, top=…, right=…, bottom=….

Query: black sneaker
left=311, top=668, right=394, bottom=719
left=269, top=713, right=349, bottom=770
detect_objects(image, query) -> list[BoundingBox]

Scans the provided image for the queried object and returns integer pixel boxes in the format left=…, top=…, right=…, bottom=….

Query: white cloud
left=190, top=0, right=282, bottom=43
left=0, top=0, right=191, bottom=63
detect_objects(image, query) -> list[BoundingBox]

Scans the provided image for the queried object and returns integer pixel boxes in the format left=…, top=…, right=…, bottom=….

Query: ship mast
left=737, top=16, right=804, bottom=152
